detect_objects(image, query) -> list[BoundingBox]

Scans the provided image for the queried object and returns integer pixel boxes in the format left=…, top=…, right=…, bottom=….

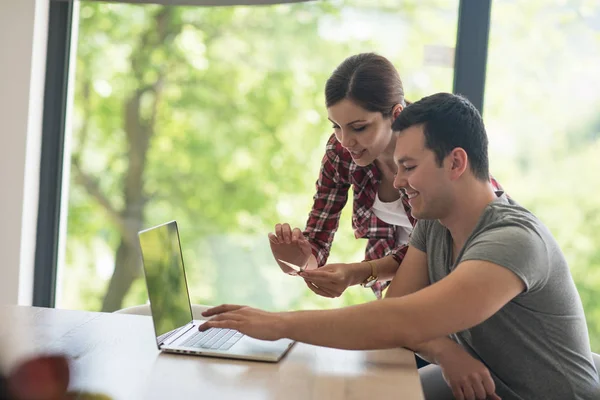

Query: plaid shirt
left=303, top=133, right=503, bottom=298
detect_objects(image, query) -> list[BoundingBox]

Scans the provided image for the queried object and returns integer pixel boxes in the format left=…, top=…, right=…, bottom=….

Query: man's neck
left=439, top=181, right=498, bottom=252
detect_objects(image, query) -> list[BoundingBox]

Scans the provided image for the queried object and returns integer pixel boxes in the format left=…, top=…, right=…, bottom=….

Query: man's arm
left=281, top=260, right=525, bottom=350
left=202, top=259, right=525, bottom=350
left=385, top=246, right=429, bottom=297
left=294, top=245, right=456, bottom=357
left=384, top=246, right=457, bottom=363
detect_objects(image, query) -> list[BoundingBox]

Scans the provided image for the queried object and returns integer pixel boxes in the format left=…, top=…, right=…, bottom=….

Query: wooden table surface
left=0, top=305, right=424, bottom=400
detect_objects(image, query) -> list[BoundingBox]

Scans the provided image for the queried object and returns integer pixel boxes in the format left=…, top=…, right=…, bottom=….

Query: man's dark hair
left=392, top=92, right=489, bottom=181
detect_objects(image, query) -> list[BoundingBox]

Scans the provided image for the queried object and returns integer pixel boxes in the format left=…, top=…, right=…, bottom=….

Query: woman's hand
left=299, top=263, right=369, bottom=298
left=269, top=223, right=313, bottom=274
left=437, top=345, right=501, bottom=400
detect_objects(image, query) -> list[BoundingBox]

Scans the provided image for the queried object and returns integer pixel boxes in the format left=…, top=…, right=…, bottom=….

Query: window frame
left=33, top=0, right=75, bottom=307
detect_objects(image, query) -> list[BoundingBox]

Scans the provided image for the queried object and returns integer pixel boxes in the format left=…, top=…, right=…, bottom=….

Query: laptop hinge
left=160, top=322, right=195, bottom=348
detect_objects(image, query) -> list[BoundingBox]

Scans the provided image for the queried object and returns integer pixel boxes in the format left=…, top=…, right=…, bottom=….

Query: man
left=200, top=93, right=599, bottom=399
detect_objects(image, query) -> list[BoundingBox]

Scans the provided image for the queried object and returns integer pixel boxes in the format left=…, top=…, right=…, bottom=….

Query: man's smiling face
left=393, top=125, right=454, bottom=220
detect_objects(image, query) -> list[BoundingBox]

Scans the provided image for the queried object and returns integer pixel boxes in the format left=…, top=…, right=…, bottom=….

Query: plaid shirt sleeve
left=366, top=195, right=414, bottom=298
left=389, top=242, right=409, bottom=265
left=386, top=195, right=415, bottom=265
left=303, top=135, right=351, bottom=266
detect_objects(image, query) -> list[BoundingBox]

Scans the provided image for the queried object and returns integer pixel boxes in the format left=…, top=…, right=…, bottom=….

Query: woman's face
left=327, top=99, right=396, bottom=167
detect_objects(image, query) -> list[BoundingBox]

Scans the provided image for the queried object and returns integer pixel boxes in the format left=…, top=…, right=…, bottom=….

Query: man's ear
left=392, top=104, right=403, bottom=120
left=447, top=148, right=468, bottom=180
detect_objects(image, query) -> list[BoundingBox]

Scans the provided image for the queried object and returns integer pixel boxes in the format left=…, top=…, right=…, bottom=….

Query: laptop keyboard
left=181, top=328, right=243, bottom=351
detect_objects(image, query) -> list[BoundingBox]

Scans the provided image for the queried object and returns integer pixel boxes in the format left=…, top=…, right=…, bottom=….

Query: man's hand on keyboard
left=200, top=305, right=286, bottom=341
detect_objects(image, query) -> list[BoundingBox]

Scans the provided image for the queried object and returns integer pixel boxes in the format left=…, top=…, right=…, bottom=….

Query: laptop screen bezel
left=138, top=220, right=195, bottom=348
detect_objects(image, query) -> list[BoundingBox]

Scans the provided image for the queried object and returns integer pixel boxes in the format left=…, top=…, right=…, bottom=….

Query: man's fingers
left=481, top=372, right=496, bottom=395
left=199, top=311, right=246, bottom=331
left=201, top=304, right=244, bottom=317
left=208, top=313, right=247, bottom=324
left=469, top=377, right=487, bottom=399
left=460, top=382, right=475, bottom=400
left=451, top=384, right=465, bottom=400
left=198, top=319, right=241, bottom=332
left=488, top=394, right=502, bottom=400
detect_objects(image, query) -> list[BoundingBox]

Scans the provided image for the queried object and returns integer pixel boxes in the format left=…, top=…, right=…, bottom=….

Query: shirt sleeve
left=409, top=220, right=429, bottom=253
left=460, top=222, right=550, bottom=293
left=389, top=243, right=409, bottom=265
left=303, top=134, right=351, bottom=266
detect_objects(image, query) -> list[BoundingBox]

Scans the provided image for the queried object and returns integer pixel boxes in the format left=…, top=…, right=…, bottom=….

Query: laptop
left=138, top=220, right=295, bottom=362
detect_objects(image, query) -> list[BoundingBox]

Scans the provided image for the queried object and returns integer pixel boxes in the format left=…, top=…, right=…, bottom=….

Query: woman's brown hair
left=325, top=53, right=408, bottom=118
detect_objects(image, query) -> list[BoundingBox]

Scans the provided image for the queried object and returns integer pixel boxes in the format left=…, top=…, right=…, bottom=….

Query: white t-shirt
left=372, top=192, right=412, bottom=245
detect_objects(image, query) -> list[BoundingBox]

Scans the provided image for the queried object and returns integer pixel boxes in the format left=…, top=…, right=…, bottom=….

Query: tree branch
left=71, top=156, right=135, bottom=246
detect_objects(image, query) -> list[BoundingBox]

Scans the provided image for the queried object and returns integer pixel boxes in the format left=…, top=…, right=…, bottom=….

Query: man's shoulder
left=479, top=197, right=549, bottom=239
left=414, top=219, right=445, bottom=233
left=411, top=219, right=448, bottom=246
left=465, top=197, right=561, bottom=266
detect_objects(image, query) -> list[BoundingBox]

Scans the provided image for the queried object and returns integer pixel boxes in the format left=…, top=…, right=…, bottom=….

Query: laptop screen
left=138, top=221, right=193, bottom=344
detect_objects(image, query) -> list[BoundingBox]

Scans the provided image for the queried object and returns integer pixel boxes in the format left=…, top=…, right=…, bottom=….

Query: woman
left=269, top=53, right=501, bottom=300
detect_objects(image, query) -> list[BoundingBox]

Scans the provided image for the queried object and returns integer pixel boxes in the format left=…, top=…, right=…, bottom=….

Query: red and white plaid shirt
left=303, top=133, right=503, bottom=298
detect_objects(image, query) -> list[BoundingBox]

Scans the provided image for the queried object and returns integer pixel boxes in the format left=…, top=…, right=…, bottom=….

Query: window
left=484, top=0, right=600, bottom=351
left=57, top=1, right=460, bottom=312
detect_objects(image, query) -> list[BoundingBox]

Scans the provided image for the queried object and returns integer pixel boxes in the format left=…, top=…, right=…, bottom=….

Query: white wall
left=0, top=0, right=49, bottom=305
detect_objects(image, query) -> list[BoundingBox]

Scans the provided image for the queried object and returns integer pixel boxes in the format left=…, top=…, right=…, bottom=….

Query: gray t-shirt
left=410, top=193, right=600, bottom=400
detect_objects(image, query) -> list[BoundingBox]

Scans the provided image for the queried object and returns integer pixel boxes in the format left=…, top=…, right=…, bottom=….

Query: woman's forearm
left=370, top=255, right=401, bottom=281
left=345, top=255, right=401, bottom=286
